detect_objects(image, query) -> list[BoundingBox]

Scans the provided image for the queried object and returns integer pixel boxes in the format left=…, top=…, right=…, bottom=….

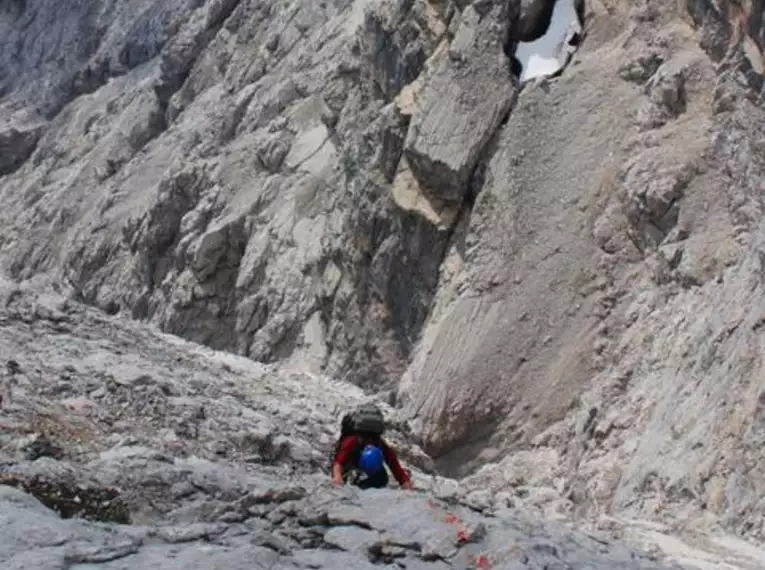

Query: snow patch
left=514, top=0, right=582, bottom=83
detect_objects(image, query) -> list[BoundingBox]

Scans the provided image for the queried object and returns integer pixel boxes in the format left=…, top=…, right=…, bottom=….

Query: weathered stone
left=403, top=2, right=516, bottom=202
left=3, top=1, right=765, bottom=569
left=0, top=119, right=45, bottom=176
left=0, top=279, right=761, bottom=568
left=191, top=217, right=247, bottom=282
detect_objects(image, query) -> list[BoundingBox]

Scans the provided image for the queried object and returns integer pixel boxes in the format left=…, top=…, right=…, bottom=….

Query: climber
left=330, top=404, right=413, bottom=490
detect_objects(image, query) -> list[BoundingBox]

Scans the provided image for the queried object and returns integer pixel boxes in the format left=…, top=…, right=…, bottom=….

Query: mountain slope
left=2, top=0, right=765, bottom=555
left=1, top=277, right=764, bottom=570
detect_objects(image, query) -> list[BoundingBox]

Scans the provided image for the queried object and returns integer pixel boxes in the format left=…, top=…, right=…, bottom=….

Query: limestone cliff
left=3, top=0, right=765, bottom=555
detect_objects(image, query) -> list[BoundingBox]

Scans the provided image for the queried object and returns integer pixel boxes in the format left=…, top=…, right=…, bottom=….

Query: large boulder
left=403, top=0, right=517, bottom=202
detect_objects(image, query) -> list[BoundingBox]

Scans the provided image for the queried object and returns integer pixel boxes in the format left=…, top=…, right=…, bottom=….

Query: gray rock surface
left=0, top=277, right=704, bottom=570
left=0, top=110, right=47, bottom=176
left=403, top=0, right=516, bottom=202
left=0, top=0, right=466, bottom=390
left=0, top=482, right=689, bottom=570
left=3, top=0, right=765, bottom=568
left=398, top=0, right=765, bottom=548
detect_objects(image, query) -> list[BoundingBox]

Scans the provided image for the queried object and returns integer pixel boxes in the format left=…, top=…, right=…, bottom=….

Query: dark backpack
left=330, top=405, right=386, bottom=471
left=351, top=404, right=385, bottom=436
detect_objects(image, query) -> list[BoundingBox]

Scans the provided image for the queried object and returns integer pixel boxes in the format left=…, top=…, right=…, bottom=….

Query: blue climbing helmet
left=358, top=444, right=384, bottom=475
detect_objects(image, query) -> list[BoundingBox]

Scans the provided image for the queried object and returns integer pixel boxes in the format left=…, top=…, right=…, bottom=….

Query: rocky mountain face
left=0, top=0, right=463, bottom=389
left=3, top=0, right=765, bottom=567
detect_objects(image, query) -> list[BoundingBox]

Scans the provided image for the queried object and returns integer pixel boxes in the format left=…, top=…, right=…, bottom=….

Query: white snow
left=514, top=0, right=582, bottom=83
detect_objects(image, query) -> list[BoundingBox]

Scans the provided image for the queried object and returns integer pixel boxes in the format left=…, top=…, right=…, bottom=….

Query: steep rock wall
left=399, top=0, right=765, bottom=542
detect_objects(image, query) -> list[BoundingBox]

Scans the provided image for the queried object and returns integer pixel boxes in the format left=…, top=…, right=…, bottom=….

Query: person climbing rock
left=331, top=404, right=413, bottom=490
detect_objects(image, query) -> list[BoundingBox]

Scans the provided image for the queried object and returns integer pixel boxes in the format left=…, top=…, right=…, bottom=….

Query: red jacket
left=334, top=434, right=410, bottom=486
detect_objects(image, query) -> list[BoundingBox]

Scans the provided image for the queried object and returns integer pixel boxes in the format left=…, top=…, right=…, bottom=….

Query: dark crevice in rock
left=684, top=0, right=733, bottom=62
left=428, top=412, right=507, bottom=478
left=0, top=123, right=46, bottom=176
left=510, top=0, right=586, bottom=43
left=717, top=43, right=765, bottom=94
left=466, top=91, right=518, bottom=207
left=379, top=110, right=411, bottom=184
left=0, top=472, right=131, bottom=524
left=509, top=53, right=524, bottom=77
left=360, top=0, right=432, bottom=102
left=120, top=4, right=180, bottom=70
left=326, top=517, right=374, bottom=530
left=155, top=0, right=243, bottom=124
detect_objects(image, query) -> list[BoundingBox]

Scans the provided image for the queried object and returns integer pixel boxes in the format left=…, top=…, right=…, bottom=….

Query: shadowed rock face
left=684, top=0, right=765, bottom=92
left=2, top=0, right=765, bottom=563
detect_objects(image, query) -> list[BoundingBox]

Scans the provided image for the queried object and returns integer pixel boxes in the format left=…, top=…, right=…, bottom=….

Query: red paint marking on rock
left=444, top=512, right=461, bottom=525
